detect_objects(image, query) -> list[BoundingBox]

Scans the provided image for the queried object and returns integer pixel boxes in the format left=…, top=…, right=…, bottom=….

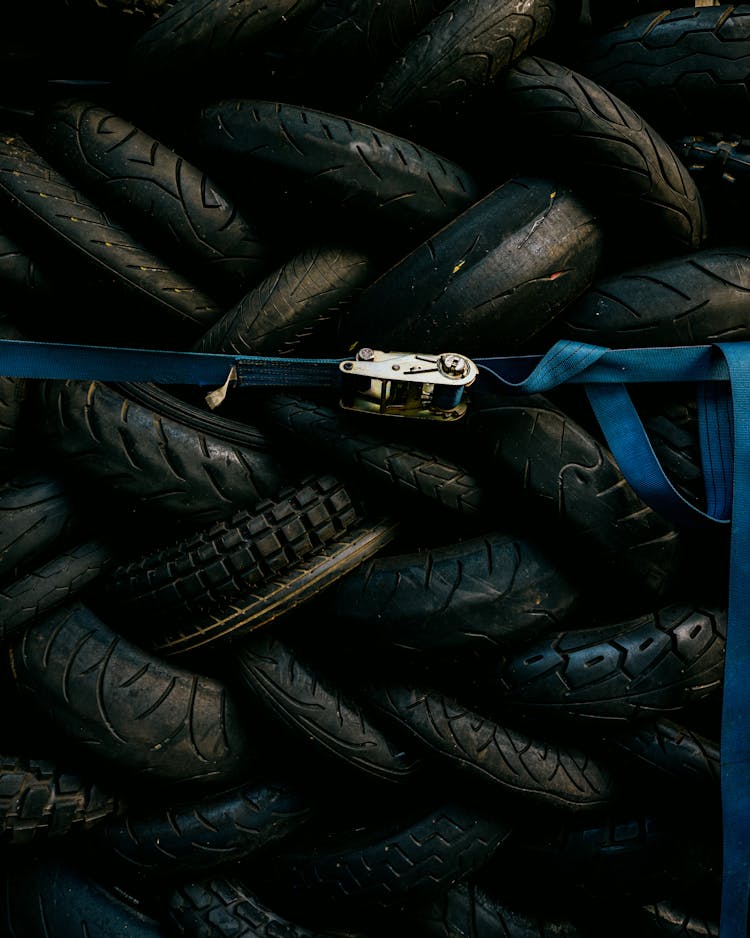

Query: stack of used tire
left=0, top=0, right=742, bottom=934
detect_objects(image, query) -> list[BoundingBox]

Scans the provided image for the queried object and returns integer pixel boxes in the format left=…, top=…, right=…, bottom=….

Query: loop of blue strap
left=0, top=334, right=747, bottom=934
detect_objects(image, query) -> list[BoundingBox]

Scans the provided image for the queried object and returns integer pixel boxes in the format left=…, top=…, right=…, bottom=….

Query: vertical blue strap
left=716, top=342, right=750, bottom=938
left=585, top=382, right=730, bottom=528
left=697, top=381, right=734, bottom=521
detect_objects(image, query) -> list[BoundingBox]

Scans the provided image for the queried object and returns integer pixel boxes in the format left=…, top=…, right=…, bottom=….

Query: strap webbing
left=0, top=334, right=746, bottom=934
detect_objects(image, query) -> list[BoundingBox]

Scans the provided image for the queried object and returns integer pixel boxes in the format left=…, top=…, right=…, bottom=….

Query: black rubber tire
left=194, top=245, right=377, bottom=357
left=167, top=877, right=347, bottom=937
left=187, top=100, right=480, bottom=244
left=361, top=0, right=556, bottom=138
left=465, top=394, right=683, bottom=602
left=339, top=177, right=604, bottom=356
left=607, top=718, right=720, bottom=790
left=0, top=132, right=222, bottom=340
left=34, top=98, right=276, bottom=302
left=259, top=394, right=489, bottom=516
left=638, top=897, right=719, bottom=937
left=97, top=778, right=311, bottom=876
left=415, top=882, right=586, bottom=938
left=36, top=379, right=286, bottom=525
left=499, top=56, right=707, bottom=257
left=266, top=0, right=453, bottom=113
left=329, top=530, right=581, bottom=653
left=0, top=540, right=114, bottom=642
left=549, top=247, right=750, bottom=347
left=272, top=800, right=512, bottom=905
left=148, top=517, right=400, bottom=656
left=500, top=808, right=717, bottom=894
left=0, top=471, right=85, bottom=583
left=576, top=6, right=750, bottom=136
left=0, top=312, right=27, bottom=466
left=0, top=228, right=56, bottom=302
left=106, top=475, right=363, bottom=617
left=234, top=633, right=422, bottom=784
left=485, top=602, right=726, bottom=723
left=0, top=754, right=116, bottom=845
left=10, top=601, right=256, bottom=789
left=587, top=0, right=673, bottom=30
left=366, top=685, right=616, bottom=811
left=1, top=855, right=166, bottom=937
left=125, top=0, right=323, bottom=86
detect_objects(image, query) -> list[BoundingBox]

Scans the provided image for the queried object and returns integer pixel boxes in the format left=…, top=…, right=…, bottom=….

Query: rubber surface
left=194, top=245, right=377, bottom=357
left=37, top=379, right=285, bottom=525
left=35, top=98, right=276, bottom=301
left=340, top=177, right=604, bottom=356
left=363, top=0, right=556, bottom=135
left=0, top=754, right=116, bottom=845
left=0, top=312, right=26, bottom=465
left=465, top=394, right=683, bottom=601
left=500, top=56, right=707, bottom=256
left=577, top=6, right=750, bottom=135
left=189, top=100, right=480, bottom=242
left=98, top=777, right=311, bottom=875
left=0, top=540, right=114, bottom=641
left=107, top=475, right=362, bottom=616
left=330, top=530, right=580, bottom=652
left=149, top=518, right=400, bottom=655
left=487, top=602, right=726, bottom=722
left=10, top=601, right=256, bottom=787
left=367, top=685, right=616, bottom=810
left=234, top=633, right=421, bottom=783
left=0, top=132, right=222, bottom=338
left=607, top=718, right=720, bottom=789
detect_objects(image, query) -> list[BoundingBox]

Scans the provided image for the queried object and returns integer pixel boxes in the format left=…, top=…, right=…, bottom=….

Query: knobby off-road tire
left=107, top=475, right=362, bottom=617
left=234, top=634, right=421, bottom=784
left=0, top=133, right=222, bottom=339
left=367, top=685, right=616, bottom=811
left=0, top=540, right=114, bottom=641
left=98, top=778, right=311, bottom=876
left=0, top=471, right=85, bottom=583
left=34, top=98, right=275, bottom=302
left=485, top=602, right=726, bottom=723
left=330, top=530, right=580, bottom=653
left=260, top=394, right=488, bottom=516
left=1, top=856, right=166, bottom=937
left=36, top=380, right=285, bottom=525
left=188, top=100, right=480, bottom=244
left=362, top=0, right=556, bottom=138
left=0, top=755, right=116, bottom=845
left=340, top=177, right=603, bottom=356
left=149, top=518, right=400, bottom=656
left=465, top=394, right=683, bottom=601
left=577, top=6, right=750, bottom=136
left=272, top=801, right=512, bottom=905
left=194, top=245, right=377, bottom=357
left=499, top=56, right=707, bottom=257
left=10, top=601, right=255, bottom=788
left=551, top=247, right=750, bottom=346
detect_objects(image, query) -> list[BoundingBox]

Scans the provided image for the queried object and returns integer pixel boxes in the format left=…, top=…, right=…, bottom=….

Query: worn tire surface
left=577, top=6, right=750, bottom=135
left=36, top=380, right=285, bottom=525
left=234, top=634, right=421, bottom=784
left=34, top=98, right=276, bottom=302
left=10, top=601, right=256, bottom=788
left=499, top=56, right=707, bottom=256
left=340, top=177, right=604, bottom=356
left=465, top=395, right=683, bottom=601
left=330, top=530, right=580, bottom=652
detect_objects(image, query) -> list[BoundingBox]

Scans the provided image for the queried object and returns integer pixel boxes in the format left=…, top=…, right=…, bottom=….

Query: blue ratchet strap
left=0, top=335, right=747, bottom=936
